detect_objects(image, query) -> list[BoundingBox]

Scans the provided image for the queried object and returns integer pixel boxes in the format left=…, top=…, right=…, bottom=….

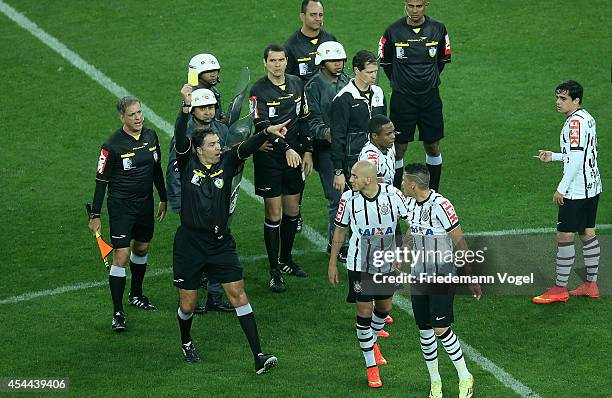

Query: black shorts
left=557, top=194, right=600, bottom=233
left=390, top=88, right=444, bottom=144
left=107, top=196, right=154, bottom=248
left=253, top=153, right=304, bottom=198
left=172, top=226, right=243, bottom=290
left=346, top=270, right=395, bottom=303
left=410, top=283, right=455, bottom=328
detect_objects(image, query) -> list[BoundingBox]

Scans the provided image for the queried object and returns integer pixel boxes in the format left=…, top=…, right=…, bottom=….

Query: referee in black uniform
left=379, top=0, right=451, bottom=192
left=88, top=96, right=167, bottom=332
left=172, top=84, right=283, bottom=372
left=249, top=43, right=313, bottom=293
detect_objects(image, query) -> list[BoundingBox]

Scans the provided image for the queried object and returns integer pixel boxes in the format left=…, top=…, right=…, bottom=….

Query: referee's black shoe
left=269, top=269, right=286, bottom=293
left=255, top=353, right=278, bottom=374
left=204, top=293, right=234, bottom=312
left=279, top=260, right=308, bottom=277
left=128, top=294, right=157, bottom=311
left=111, top=311, right=126, bottom=332
left=181, top=341, right=201, bottom=364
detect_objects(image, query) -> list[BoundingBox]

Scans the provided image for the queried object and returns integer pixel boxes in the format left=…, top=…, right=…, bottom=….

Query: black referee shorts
left=107, top=196, right=154, bottom=248
left=253, top=153, right=304, bottom=198
left=172, top=226, right=243, bottom=290
left=557, top=194, right=600, bottom=233
left=390, top=88, right=444, bottom=144
left=410, top=283, right=455, bottom=328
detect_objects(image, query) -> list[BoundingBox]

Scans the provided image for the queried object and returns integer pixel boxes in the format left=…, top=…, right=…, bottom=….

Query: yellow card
left=188, top=71, right=199, bottom=86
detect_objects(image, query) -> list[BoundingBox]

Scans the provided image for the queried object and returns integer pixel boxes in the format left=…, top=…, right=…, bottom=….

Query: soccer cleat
left=128, top=294, right=157, bottom=310
left=296, top=214, right=303, bottom=233
left=373, top=343, right=387, bottom=365
left=569, top=281, right=600, bottom=298
left=269, top=269, right=286, bottom=293
left=181, top=341, right=201, bottom=364
left=279, top=260, right=308, bottom=277
left=366, top=366, right=382, bottom=388
left=429, top=380, right=443, bottom=398
left=384, top=315, right=394, bottom=324
left=204, top=293, right=234, bottom=312
left=458, top=375, right=474, bottom=398
left=111, top=311, right=126, bottom=332
left=193, top=303, right=207, bottom=315
left=378, top=329, right=390, bottom=338
left=532, top=286, right=569, bottom=304
left=255, top=353, right=278, bottom=374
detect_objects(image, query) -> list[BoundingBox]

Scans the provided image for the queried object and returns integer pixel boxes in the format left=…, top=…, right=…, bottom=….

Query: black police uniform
left=380, top=15, right=451, bottom=144
left=92, top=127, right=167, bottom=248
left=172, top=111, right=274, bottom=290
left=285, top=30, right=337, bottom=82
left=249, top=74, right=312, bottom=198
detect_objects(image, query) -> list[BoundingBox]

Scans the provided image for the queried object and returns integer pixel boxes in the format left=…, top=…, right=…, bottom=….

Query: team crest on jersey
left=379, top=202, right=390, bottom=216
left=421, top=208, right=430, bottom=222
left=122, top=158, right=134, bottom=171
left=429, top=47, right=437, bottom=58
left=190, top=173, right=202, bottom=186
left=214, top=177, right=224, bottom=189
left=353, top=280, right=363, bottom=294
left=268, top=106, right=278, bottom=118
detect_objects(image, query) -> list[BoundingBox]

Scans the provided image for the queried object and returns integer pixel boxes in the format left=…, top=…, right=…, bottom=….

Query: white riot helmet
left=188, top=53, right=221, bottom=74
left=314, top=41, right=347, bottom=66
left=190, top=88, right=217, bottom=110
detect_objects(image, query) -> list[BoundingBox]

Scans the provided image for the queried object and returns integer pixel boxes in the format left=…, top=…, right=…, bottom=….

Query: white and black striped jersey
left=335, top=184, right=409, bottom=273
left=358, top=141, right=396, bottom=185
left=554, top=108, right=601, bottom=199
left=406, top=190, right=459, bottom=276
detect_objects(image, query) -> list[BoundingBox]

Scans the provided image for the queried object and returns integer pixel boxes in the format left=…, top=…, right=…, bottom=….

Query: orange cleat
left=532, top=286, right=569, bottom=304
left=373, top=343, right=387, bottom=365
left=384, top=315, right=394, bottom=324
left=367, top=366, right=382, bottom=388
left=569, top=281, right=600, bottom=298
left=378, top=329, right=390, bottom=338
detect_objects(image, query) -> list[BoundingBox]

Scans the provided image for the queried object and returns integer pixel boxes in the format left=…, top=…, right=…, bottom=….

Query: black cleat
left=279, top=260, right=308, bottom=277
left=269, top=269, right=286, bottom=293
left=296, top=214, right=303, bottom=233
left=205, top=293, right=234, bottom=313
left=181, top=341, right=201, bottom=364
left=128, top=294, right=157, bottom=310
left=255, top=353, right=278, bottom=374
left=112, top=311, right=126, bottom=332
left=193, top=303, right=207, bottom=315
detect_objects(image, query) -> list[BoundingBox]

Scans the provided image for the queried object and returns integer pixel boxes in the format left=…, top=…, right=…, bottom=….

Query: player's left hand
left=302, top=152, right=313, bottom=177
left=157, top=201, right=167, bottom=222
left=469, top=283, right=482, bottom=300
left=553, top=191, right=564, bottom=206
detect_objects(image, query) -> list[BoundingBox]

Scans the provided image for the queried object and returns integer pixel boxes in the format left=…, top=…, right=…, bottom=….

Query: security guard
left=285, top=0, right=337, bottom=82
left=166, top=88, right=233, bottom=314
left=173, top=84, right=284, bottom=372
left=331, top=50, right=387, bottom=193
left=187, top=53, right=226, bottom=122
left=379, top=0, right=451, bottom=191
left=88, top=96, right=167, bottom=332
left=304, top=40, right=350, bottom=259
left=249, top=43, right=313, bottom=293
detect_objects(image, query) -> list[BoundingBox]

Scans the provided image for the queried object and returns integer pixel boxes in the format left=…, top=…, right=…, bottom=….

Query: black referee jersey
left=379, top=15, right=451, bottom=95
left=92, top=127, right=167, bottom=215
left=285, top=29, right=337, bottom=82
left=249, top=74, right=313, bottom=160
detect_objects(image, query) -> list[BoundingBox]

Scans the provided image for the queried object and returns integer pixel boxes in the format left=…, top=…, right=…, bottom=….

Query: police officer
left=379, top=0, right=451, bottom=191
left=304, top=40, right=350, bottom=259
left=285, top=0, right=337, bottom=82
left=331, top=50, right=387, bottom=193
left=187, top=53, right=226, bottom=122
left=88, top=96, right=167, bottom=332
left=173, top=84, right=284, bottom=372
left=166, top=88, right=233, bottom=314
left=249, top=43, right=313, bottom=293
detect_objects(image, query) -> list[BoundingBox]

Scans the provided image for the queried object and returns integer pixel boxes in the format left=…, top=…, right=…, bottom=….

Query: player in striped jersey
left=359, top=114, right=397, bottom=185
left=328, top=160, right=409, bottom=388
left=403, top=163, right=480, bottom=398
left=533, top=80, right=602, bottom=304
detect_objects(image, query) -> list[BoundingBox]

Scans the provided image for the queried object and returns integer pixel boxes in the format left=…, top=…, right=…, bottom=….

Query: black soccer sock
left=129, top=253, right=148, bottom=297
left=236, top=304, right=263, bottom=357
left=279, top=214, right=299, bottom=264
left=177, top=308, right=193, bottom=345
left=426, top=153, right=442, bottom=191
left=109, top=265, right=126, bottom=313
left=393, top=158, right=404, bottom=190
left=264, top=218, right=280, bottom=270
